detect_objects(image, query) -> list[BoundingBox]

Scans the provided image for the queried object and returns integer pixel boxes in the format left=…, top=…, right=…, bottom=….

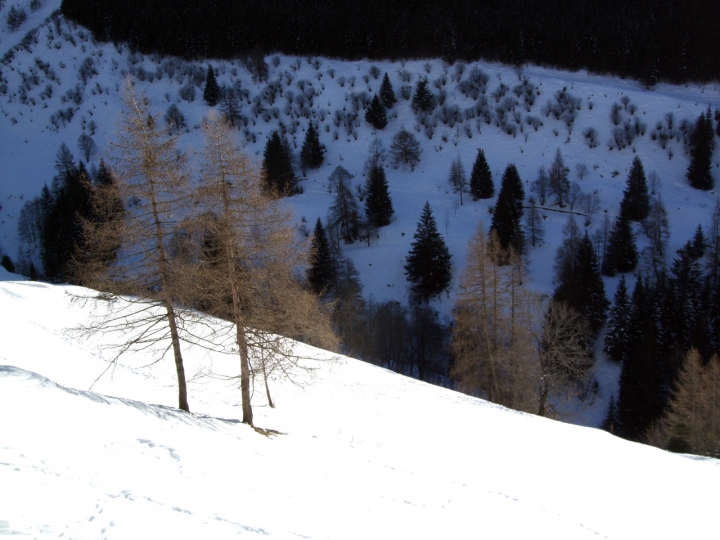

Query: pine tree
left=307, top=218, right=336, bottom=297
left=447, top=156, right=467, bottom=205
left=604, top=275, right=631, bottom=363
left=602, top=209, right=638, bottom=276
left=365, top=94, right=388, bottom=129
left=411, top=79, right=433, bottom=112
left=620, top=156, right=650, bottom=221
left=262, top=130, right=296, bottom=196
left=300, top=123, right=325, bottom=172
left=553, top=232, right=608, bottom=336
left=490, top=164, right=525, bottom=258
left=601, top=394, right=620, bottom=434
left=379, top=73, right=396, bottom=108
left=686, top=108, right=715, bottom=191
left=203, top=64, right=220, bottom=106
left=469, top=148, right=493, bottom=200
left=616, top=277, right=665, bottom=440
left=364, top=163, right=394, bottom=227
left=404, top=202, right=452, bottom=301
left=548, top=148, right=570, bottom=208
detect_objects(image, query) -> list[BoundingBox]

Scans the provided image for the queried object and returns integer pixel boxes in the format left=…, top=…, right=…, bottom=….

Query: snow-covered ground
left=1, top=275, right=720, bottom=539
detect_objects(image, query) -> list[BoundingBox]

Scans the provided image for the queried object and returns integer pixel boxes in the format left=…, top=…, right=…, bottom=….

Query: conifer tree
left=469, top=148, right=493, bottom=200
left=203, top=64, right=220, bottom=106
left=364, top=163, right=394, bottom=227
left=602, top=209, right=638, bottom=276
left=524, top=199, right=545, bottom=248
left=604, top=275, right=631, bottom=363
left=601, top=394, right=620, bottom=434
left=411, top=79, right=433, bottom=112
left=620, top=156, right=650, bottom=221
left=490, top=164, right=525, bottom=258
left=379, top=73, right=396, bottom=108
left=300, top=123, right=325, bottom=172
left=553, top=232, right=608, bottom=336
left=404, top=202, right=452, bottom=301
left=365, top=94, right=388, bottom=129
left=617, top=277, right=665, bottom=440
left=686, top=108, right=715, bottom=191
left=447, top=156, right=467, bottom=205
left=307, top=218, right=336, bottom=297
left=262, top=130, right=296, bottom=195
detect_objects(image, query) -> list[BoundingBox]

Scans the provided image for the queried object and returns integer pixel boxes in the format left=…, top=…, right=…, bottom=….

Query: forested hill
left=60, top=0, right=720, bottom=85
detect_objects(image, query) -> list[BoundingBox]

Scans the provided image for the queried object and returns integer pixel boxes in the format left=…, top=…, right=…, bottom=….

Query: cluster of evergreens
left=61, top=0, right=720, bottom=84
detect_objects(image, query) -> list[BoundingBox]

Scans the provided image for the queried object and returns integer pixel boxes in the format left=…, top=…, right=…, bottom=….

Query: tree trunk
left=165, top=301, right=189, bottom=412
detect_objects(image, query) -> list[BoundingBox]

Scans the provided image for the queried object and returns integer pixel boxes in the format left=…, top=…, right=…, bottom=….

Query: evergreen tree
left=364, top=163, right=394, bottom=227
left=307, top=218, right=336, bottom=297
left=379, top=73, right=396, bottom=108
left=617, top=277, right=665, bottom=440
left=469, top=148, right=493, bottom=200
left=262, top=130, right=296, bottom=195
left=490, top=164, right=525, bottom=258
left=553, top=232, right=608, bottom=336
left=602, top=209, right=638, bottom=276
left=365, top=94, right=388, bottom=129
left=601, top=394, right=620, bottom=434
left=548, top=148, right=570, bottom=208
left=688, top=224, right=707, bottom=259
left=620, top=156, right=650, bottom=221
left=404, top=202, right=452, bottom=301
left=604, top=275, right=631, bottom=363
left=411, top=79, right=433, bottom=112
left=300, top=123, right=325, bottom=172
left=686, top=108, right=715, bottom=191
left=447, top=156, right=467, bottom=205
left=203, top=64, right=220, bottom=106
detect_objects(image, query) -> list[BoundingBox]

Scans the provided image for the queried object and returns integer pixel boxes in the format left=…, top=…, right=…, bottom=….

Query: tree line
left=61, top=0, right=720, bottom=84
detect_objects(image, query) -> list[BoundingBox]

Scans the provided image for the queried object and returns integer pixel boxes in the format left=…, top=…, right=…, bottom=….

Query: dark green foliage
left=404, top=202, right=452, bottom=302
left=601, top=394, right=620, bottom=434
left=602, top=210, right=638, bottom=276
left=1, top=254, right=15, bottom=273
left=300, top=123, right=325, bottom=172
left=469, top=148, right=493, bottom=200
left=62, top=0, right=720, bottom=84
left=364, top=164, right=394, bottom=228
left=379, top=73, right=396, bottom=108
left=553, top=232, right=608, bottom=336
left=688, top=224, right=707, bottom=260
left=616, top=277, right=665, bottom=440
left=411, top=79, right=433, bottom=112
left=262, top=131, right=296, bottom=196
left=490, top=164, right=525, bottom=257
left=365, top=94, right=388, bottom=129
left=203, top=65, right=220, bottom=106
left=604, top=276, right=631, bottom=363
left=41, top=147, right=94, bottom=283
left=307, top=219, right=336, bottom=297
left=620, top=156, right=650, bottom=221
left=686, top=108, right=715, bottom=190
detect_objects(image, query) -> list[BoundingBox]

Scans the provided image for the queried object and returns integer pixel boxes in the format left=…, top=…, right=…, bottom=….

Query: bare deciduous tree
left=194, top=112, right=338, bottom=425
left=75, top=79, right=193, bottom=412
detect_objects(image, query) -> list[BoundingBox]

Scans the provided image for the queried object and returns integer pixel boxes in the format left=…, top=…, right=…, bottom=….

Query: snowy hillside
left=1, top=0, right=718, bottom=309
left=1, top=276, right=720, bottom=539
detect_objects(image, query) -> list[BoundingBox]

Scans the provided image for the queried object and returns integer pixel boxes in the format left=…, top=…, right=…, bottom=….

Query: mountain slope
left=1, top=277, right=719, bottom=539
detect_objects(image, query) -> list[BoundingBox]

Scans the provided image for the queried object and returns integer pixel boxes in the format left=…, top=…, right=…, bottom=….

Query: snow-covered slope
left=1, top=277, right=719, bottom=539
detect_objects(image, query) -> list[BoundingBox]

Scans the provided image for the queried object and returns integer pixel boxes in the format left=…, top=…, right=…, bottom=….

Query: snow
left=0, top=5, right=720, bottom=533
left=1, top=277, right=720, bottom=539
